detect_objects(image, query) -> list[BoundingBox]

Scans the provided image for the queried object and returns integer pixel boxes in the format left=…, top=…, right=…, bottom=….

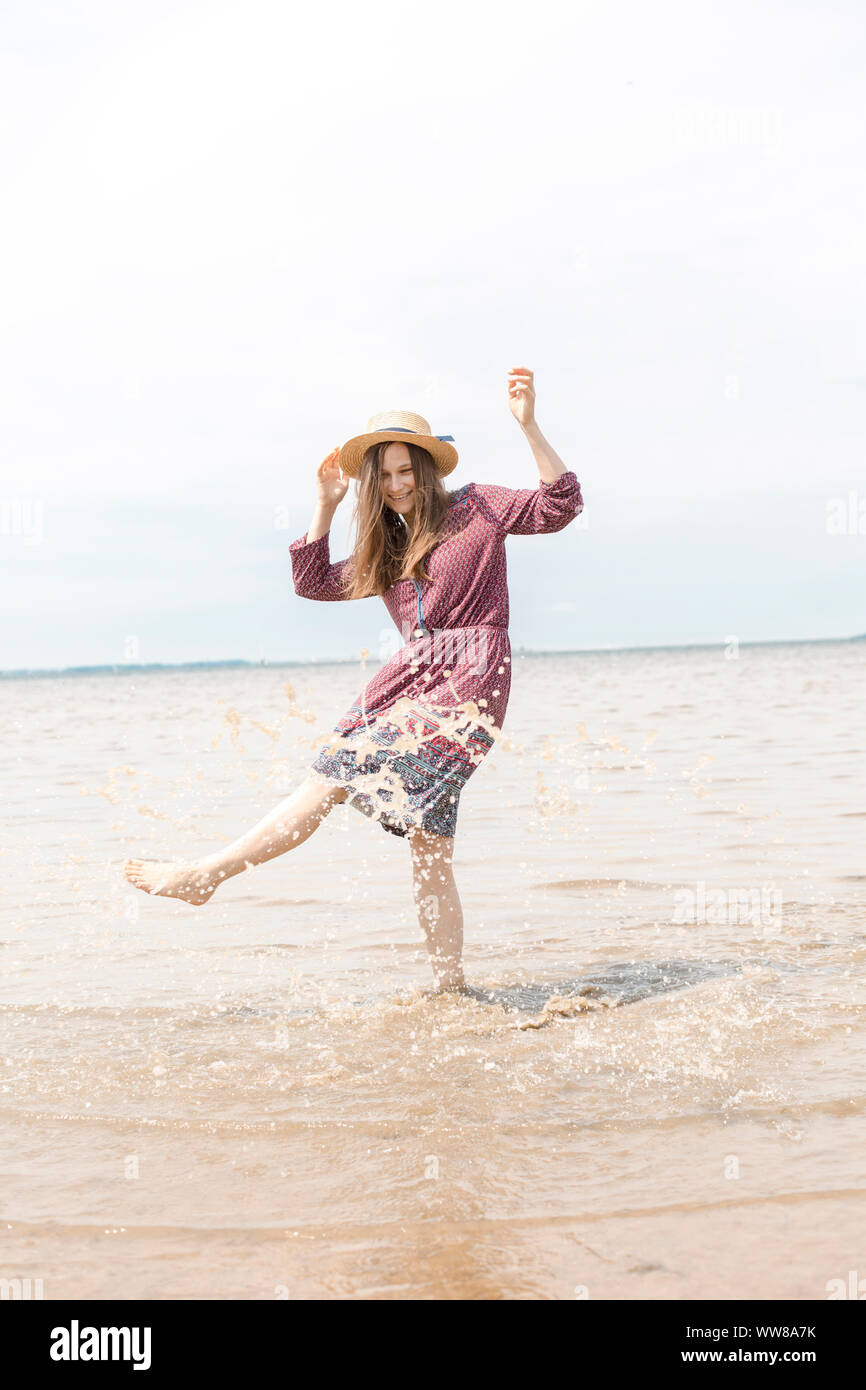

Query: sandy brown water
left=1, top=639, right=864, bottom=1299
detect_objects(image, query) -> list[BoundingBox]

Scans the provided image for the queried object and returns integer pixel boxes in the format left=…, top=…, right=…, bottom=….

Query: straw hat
left=338, top=410, right=458, bottom=479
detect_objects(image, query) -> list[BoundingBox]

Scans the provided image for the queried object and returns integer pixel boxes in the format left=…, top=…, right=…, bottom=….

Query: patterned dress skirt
left=309, top=693, right=497, bottom=840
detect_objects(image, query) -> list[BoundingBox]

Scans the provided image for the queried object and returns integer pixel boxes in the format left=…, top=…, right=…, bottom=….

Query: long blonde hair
left=341, top=442, right=452, bottom=600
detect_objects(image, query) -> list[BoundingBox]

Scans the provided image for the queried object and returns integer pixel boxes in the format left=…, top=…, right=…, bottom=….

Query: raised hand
left=316, top=446, right=350, bottom=509
left=507, top=366, right=536, bottom=427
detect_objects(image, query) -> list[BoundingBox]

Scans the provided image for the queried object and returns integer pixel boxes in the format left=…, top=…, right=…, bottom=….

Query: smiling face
left=379, top=441, right=417, bottom=518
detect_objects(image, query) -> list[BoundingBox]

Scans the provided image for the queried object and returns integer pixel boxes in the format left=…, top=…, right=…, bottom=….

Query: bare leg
left=408, top=828, right=465, bottom=990
left=123, top=776, right=349, bottom=904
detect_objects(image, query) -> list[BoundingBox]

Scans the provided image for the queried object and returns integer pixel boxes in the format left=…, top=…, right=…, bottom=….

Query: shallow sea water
left=1, top=639, right=864, bottom=1299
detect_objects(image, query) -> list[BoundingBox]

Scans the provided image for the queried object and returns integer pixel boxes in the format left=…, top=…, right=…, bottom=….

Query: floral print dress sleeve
left=288, top=530, right=354, bottom=601
left=468, top=469, right=583, bottom=536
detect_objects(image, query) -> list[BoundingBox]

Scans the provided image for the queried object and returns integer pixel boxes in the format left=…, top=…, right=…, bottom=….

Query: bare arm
left=306, top=446, right=349, bottom=540
left=520, top=419, right=568, bottom=483
left=289, top=446, right=356, bottom=601
left=467, top=366, right=583, bottom=535
left=306, top=501, right=338, bottom=542
left=508, top=366, right=568, bottom=483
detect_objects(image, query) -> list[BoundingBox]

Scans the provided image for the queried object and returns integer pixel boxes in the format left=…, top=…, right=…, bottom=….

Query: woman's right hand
left=316, top=447, right=350, bottom=508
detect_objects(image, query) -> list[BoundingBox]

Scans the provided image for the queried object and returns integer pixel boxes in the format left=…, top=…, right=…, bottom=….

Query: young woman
left=124, top=366, right=584, bottom=992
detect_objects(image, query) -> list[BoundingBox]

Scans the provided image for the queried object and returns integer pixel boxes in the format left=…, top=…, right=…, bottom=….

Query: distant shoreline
left=2, top=633, right=862, bottom=681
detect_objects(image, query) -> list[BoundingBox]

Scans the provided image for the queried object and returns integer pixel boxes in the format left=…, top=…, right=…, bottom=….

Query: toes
left=124, top=863, right=152, bottom=893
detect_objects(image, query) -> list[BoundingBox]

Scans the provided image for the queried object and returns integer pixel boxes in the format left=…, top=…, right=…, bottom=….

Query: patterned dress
left=289, top=470, right=583, bottom=839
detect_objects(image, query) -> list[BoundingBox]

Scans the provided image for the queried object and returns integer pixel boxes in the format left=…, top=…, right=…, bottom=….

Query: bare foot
left=123, top=859, right=218, bottom=906
left=419, top=980, right=469, bottom=997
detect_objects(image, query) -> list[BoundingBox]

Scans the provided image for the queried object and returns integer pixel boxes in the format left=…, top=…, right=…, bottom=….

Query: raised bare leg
left=408, top=828, right=465, bottom=990
left=123, top=776, right=350, bottom=904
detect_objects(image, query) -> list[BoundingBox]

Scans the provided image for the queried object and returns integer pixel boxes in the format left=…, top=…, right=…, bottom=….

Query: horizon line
left=1, top=631, right=862, bottom=680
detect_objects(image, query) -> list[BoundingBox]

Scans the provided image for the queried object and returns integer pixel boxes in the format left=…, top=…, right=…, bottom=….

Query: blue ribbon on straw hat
left=338, top=410, right=458, bottom=478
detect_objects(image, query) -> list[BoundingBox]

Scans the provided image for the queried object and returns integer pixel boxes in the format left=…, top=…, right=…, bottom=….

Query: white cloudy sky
left=1, top=0, right=864, bottom=669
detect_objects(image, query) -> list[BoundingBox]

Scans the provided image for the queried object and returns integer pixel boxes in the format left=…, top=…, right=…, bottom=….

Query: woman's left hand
left=507, top=365, right=536, bottom=427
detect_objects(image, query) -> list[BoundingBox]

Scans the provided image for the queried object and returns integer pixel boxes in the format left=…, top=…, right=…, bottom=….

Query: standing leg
left=123, top=776, right=349, bottom=904
left=408, top=828, right=465, bottom=990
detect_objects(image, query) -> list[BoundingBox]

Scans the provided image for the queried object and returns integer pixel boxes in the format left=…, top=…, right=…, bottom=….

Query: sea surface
left=1, top=639, right=864, bottom=1300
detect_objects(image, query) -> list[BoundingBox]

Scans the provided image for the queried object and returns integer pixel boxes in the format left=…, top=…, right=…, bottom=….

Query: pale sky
left=1, top=0, right=864, bottom=669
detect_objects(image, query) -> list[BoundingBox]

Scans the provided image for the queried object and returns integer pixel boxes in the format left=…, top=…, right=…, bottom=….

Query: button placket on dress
left=410, top=578, right=432, bottom=641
